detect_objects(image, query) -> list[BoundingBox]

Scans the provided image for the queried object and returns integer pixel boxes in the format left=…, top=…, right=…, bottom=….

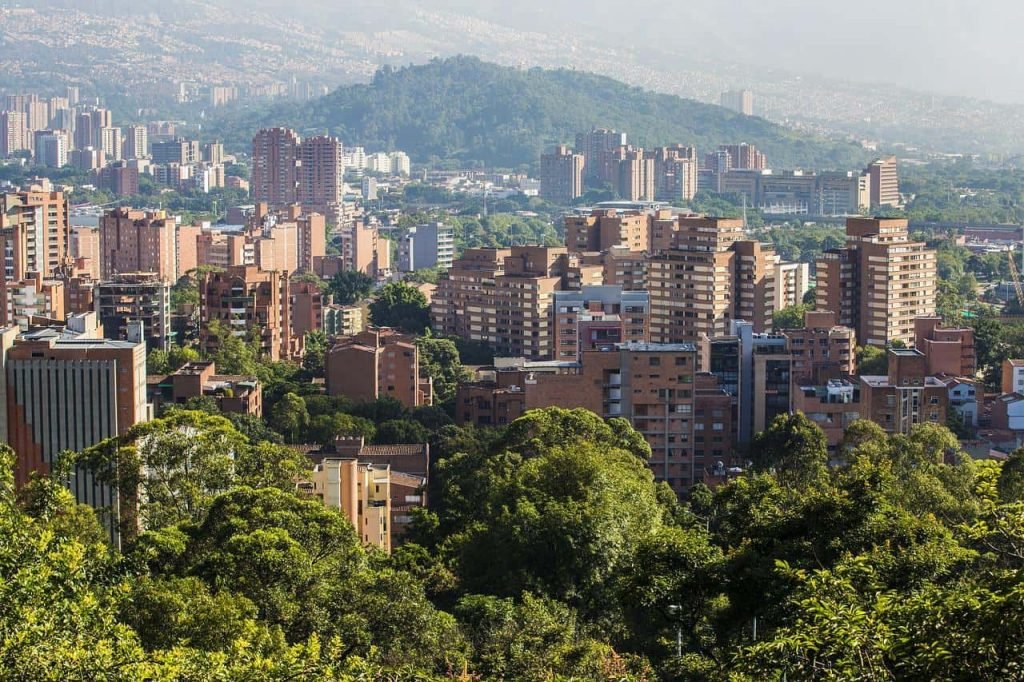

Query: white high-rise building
left=389, top=151, right=411, bottom=176
left=367, top=152, right=391, bottom=174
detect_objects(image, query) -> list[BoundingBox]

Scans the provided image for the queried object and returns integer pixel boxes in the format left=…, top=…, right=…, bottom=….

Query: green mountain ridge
left=213, top=56, right=871, bottom=170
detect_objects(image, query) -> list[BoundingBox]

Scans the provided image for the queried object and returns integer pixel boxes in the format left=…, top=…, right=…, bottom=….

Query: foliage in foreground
left=8, top=409, right=1024, bottom=679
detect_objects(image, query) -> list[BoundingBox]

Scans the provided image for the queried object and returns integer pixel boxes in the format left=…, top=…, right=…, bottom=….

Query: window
left=649, top=357, right=661, bottom=366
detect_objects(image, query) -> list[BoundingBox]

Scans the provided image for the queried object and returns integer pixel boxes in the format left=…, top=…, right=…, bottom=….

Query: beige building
left=0, top=273, right=65, bottom=328
left=303, top=458, right=392, bottom=552
left=340, top=220, right=390, bottom=276
left=864, top=155, right=900, bottom=208
left=648, top=145, right=698, bottom=202
left=615, top=147, right=656, bottom=201
left=816, top=218, right=936, bottom=347
left=773, top=260, right=811, bottom=310
left=0, top=190, right=70, bottom=281
left=323, top=303, right=365, bottom=338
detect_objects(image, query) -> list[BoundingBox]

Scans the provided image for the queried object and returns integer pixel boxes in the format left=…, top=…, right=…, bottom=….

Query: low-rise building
left=147, top=361, right=262, bottom=416
left=301, top=457, right=392, bottom=552
left=859, top=348, right=948, bottom=434
left=325, top=327, right=432, bottom=408
left=455, top=366, right=530, bottom=427
left=993, top=393, right=1024, bottom=432
left=323, top=303, right=365, bottom=338
left=792, top=379, right=863, bottom=453
left=298, top=436, right=428, bottom=545
left=914, top=316, right=976, bottom=377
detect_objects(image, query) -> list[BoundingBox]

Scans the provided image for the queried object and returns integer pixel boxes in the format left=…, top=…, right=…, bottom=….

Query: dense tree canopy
left=369, top=282, right=431, bottom=334
left=15, top=405, right=1024, bottom=679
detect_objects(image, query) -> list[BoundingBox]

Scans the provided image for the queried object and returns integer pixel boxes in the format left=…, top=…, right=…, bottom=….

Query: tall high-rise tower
left=251, top=127, right=302, bottom=205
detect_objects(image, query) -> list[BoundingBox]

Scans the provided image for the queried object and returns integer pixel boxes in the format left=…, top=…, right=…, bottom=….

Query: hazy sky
left=407, top=0, right=1024, bottom=103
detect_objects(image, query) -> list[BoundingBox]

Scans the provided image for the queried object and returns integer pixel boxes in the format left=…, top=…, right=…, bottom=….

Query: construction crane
left=1009, top=248, right=1024, bottom=308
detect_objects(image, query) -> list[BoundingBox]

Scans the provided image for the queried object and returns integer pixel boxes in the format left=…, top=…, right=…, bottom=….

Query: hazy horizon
left=287, top=0, right=1024, bottom=105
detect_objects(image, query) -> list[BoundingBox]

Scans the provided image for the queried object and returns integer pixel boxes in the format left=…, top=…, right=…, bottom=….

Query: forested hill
left=228, top=56, right=869, bottom=170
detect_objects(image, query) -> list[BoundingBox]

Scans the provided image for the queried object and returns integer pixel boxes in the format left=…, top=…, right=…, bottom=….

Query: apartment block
left=792, top=378, right=863, bottom=452
left=773, top=260, right=811, bottom=310
left=719, top=143, right=766, bottom=170
left=297, top=135, right=344, bottom=208
left=523, top=342, right=735, bottom=495
left=64, top=275, right=98, bottom=316
left=597, top=247, right=649, bottom=291
left=564, top=209, right=649, bottom=253
left=338, top=220, right=390, bottom=276
left=123, top=125, right=148, bottom=160
left=290, top=280, right=324, bottom=338
left=540, top=144, right=584, bottom=205
left=328, top=437, right=429, bottom=541
left=455, top=366, right=529, bottom=427
left=648, top=145, right=698, bottom=202
left=323, top=303, right=365, bottom=338
left=1002, top=359, right=1024, bottom=396
left=615, top=147, right=656, bottom=201
left=0, top=190, right=70, bottom=281
left=97, top=273, right=171, bottom=352
left=785, top=310, right=856, bottom=384
left=816, top=218, right=936, bottom=347
left=33, top=130, right=68, bottom=168
left=398, top=222, right=455, bottom=272
left=151, top=138, right=201, bottom=165
left=575, top=128, right=627, bottom=185
left=702, top=322, right=790, bottom=444
left=648, top=215, right=775, bottom=343
left=720, top=89, right=754, bottom=115
left=552, top=286, right=649, bottom=360
left=251, top=128, right=301, bottom=205
left=325, top=327, right=431, bottom=408
left=96, top=163, right=140, bottom=197
left=913, top=316, right=976, bottom=377
left=859, top=348, right=947, bottom=434
left=864, top=155, right=900, bottom=208
left=99, top=208, right=178, bottom=282
left=431, top=246, right=576, bottom=360
left=0, top=110, right=27, bottom=157
left=303, top=457, right=392, bottom=552
left=0, top=273, right=65, bottom=328
left=199, top=266, right=292, bottom=361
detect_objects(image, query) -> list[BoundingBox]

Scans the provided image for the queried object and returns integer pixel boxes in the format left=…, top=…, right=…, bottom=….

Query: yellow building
left=304, top=458, right=392, bottom=552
